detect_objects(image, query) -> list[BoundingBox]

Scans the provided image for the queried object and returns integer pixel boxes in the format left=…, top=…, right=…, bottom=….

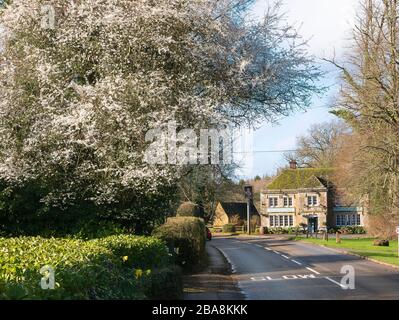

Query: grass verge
left=293, top=237, right=399, bottom=267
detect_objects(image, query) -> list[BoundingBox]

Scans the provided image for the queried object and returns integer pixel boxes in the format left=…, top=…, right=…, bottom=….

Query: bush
left=147, top=265, right=183, bottom=300
left=222, top=224, right=236, bottom=233
left=337, top=226, right=367, bottom=235
left=154, top=217, right=206, bottom=271
left=93, top=235, right=171, bottom=269
left=72, top=221, right=127, bottom=239
left=260, top=227, right=268, bottom=235
left=269, top=227, right=288, bottom=235
left=176, top=202, right=201, bottom=217
left=328, top=227, right=340, bottom=234
left=0, top=235, right=178, bottom=300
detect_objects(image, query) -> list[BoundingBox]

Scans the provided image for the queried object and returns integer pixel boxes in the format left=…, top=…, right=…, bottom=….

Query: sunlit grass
left=294, top=237, right=399, bottom=267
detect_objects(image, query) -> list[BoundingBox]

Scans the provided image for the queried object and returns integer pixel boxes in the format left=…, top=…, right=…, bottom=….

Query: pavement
left=183, top=242, right=244, bottom=300
left=209, top=236, right=399, bottom=300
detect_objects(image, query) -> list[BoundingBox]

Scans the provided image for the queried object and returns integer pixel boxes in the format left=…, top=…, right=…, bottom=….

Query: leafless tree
left=329, top=0, right=399, bottom=231
left=284, top=120, right=350, bottom=168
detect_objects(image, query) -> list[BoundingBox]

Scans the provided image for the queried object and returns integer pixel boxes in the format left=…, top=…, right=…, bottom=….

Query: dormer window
left=307, top=195, right=318, bottom=206
left=269, top=197, right=278, bottom=207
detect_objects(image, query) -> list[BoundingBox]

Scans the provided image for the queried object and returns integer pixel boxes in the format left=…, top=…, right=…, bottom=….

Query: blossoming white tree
left=0, top=0, right=322, bottom=232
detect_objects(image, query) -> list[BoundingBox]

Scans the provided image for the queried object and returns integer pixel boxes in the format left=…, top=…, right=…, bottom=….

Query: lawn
left=294, top=237, right=399, bottom=267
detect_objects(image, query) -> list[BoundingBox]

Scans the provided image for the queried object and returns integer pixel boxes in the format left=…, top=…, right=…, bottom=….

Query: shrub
left=328, top=227, right=340, bottom=234
left=146, top=265, right=183, bottom=300
left=269, top=227, right=288, bottom=235
left=336, top=226, right=367, bottom=235
left=154, top=217, right=206, bottom=271
left=72, top=221, right=127, bottom=239
left=299, top=223, right=308, bottom=232
left=176, top=202, right=201, bottom=217
left=260, top=227, right=268, bottom=235
left=93, top=234, right=171, bottom=269
left=222, top=224, right=236, bottom=233
left=0, top=235, right=178, bottom=300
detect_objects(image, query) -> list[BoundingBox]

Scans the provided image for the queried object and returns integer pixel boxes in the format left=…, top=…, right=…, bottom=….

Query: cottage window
left=307, top=195, right=318, bottom=206
left=336, top=214, right=362, bottom=226
left=283, top=197, right=293, bottom=207
left=269, top=215, right=294, bottom=227
left=336, top=215, right=341, bottom=226
left=284, top=215, right=288, bottom=226
left=269, top=197, right=278, bottom=207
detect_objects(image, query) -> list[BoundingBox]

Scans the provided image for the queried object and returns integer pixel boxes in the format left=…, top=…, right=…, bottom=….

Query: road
left=211, top=236, right=399, bottom=300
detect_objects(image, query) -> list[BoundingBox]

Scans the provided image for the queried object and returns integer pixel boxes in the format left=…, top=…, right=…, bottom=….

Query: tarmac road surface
left=211, top=236, right=399, bottom=300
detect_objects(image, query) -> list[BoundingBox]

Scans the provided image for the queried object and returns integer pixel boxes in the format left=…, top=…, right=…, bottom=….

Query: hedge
left=154, top=217, right=206, bottom=271
left=0, top=235, right=181, bottom=300
left=93, top=235, right=171, bottom=269
left=222, top=224, right=236, bottom=233
left=176, top=202, right=201, bottom=217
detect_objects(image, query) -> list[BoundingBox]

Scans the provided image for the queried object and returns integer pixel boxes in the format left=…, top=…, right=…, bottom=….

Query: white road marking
left=325, top=277, right=347, bottom=289
left=251, top=274, right=318, bottom=282
left=291, top=259, right=302, bottom=266
left=255, top=244, right=263, bottom=248
left=306, top=267, right=320, bottom=275
left=273, top=251, right=281, bottom=255
left=281, top=255, right=289, bottom=259
left=264, top=247, right=272, bottom=251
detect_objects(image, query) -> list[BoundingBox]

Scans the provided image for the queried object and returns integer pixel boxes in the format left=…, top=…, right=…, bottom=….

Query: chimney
left=289, top=160, right=297, bottom=169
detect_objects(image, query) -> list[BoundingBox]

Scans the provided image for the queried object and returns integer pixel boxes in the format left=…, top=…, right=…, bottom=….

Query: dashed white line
left=291, top=259, right=302, bottom=266
left=306, top=267, right=320, bottom=275
left=255, top=244, right=263, bottom=248
left=273, top=251, right=281, bottom=255
left=264, top=247, right=272, bottom=251
left=325, top=277, right=347, bottom=289
left=281, top=255, right=290, bottom=259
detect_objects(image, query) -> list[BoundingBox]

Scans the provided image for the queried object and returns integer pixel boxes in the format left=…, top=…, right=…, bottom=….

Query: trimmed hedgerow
left=176, top=202, right=201, bottom=217
left=154, top=217, right=206, bottom=271
left=0, top=235, right=179, bottom=300
left=93, top=235, right=171, bottom=269
left=222, top=224, right=236, bottom=233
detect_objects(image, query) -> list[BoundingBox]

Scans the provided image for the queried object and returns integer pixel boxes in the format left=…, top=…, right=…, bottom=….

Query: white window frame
left=269, top=215, right=294, bottom=228
left=279, top=216, right=284, bottom=226
left=269, top=197, right=278, bottom=208
left=307, top=195, right=318, bottom=206
left=283, top=197, right=293, bottom=208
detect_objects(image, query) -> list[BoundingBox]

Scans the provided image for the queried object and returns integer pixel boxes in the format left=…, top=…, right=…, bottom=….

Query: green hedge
left=154, top=217, right=206, bottom=271
left=93, top=235, right=171, bottom=270
left=222, top=224, right=236, bottom=233
left=0, top=235, right=180, bottom=300
left=176, top=202, right=201, bottom=217
left=267, top=227, right=301, bottom=235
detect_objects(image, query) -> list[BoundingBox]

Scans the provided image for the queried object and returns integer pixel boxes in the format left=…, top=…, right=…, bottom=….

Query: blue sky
left=235, top=0, right=359, bottom=179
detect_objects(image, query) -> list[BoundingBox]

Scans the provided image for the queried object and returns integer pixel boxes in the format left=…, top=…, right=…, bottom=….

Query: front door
left=308, top=217, right=318, bottom=233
